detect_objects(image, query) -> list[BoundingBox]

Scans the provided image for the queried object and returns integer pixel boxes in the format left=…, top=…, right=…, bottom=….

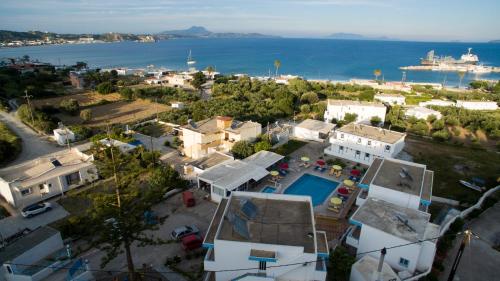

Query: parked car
left=171, top=225, right=199, bottom=240
left=182, top=191, right=195, bottom=207
left=181, top=234, right=202, bottom=251
left=21, top=202, right=52, bottom=218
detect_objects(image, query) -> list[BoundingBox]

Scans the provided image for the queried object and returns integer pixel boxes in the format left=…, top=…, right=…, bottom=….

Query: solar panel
left=51, top=160, right=62, bottom=167
left=240, top=199, right=258, bottom=219
left=228, top=213, right=250, bottom=239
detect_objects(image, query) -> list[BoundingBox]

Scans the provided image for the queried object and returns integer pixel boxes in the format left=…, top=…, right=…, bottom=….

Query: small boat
left=459, top=180, right=484, bottom=192
left=187, top=50, right=196, bottom=65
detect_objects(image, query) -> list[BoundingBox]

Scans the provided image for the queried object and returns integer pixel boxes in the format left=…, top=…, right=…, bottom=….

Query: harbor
left=400, top=65, right=500, bottom=73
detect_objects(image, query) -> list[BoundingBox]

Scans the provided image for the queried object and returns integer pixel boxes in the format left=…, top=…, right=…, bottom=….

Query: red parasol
left=279, top=162, right=289, bottom=170
left=338, top=187, right=349, bottom=195
left=316, top=160, right=326, bottom=166
left=350, top=169, right=361, bottom=176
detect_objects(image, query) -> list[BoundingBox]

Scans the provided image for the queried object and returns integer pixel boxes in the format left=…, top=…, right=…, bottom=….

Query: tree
left=59, top=99, right=80, bottom=115
left=96, top=81, right=115, bottom=94
left=370, top=116, right=382, bottom=126
left=432, top=118, right=445, bottom=131
left=274, top=59, right=281, bottom=77
left=88, top=147, right=183, bottom=281
left=409, top=121, right=429, bottom=136
left=190, top=71, right=207, bottom=90
left=74, top=61, right=87, bottom=70
left=119, top=87, right=135, bottom=101
left=373, top=69, right=382, bottom=81
left=254, top=140, right=272, bottom=152
left=328, top=246, right=355, bottom=281
left=300, top=91, right=319, bottom=104
left=343, top=113, right=358, bottom=123
left=231, top=140, right=254, bottom=159
left=300, top=104, right=311, bottom=114
left=432, top=129, right=451, bottom=141
left=80, top=109, right=92, bottom=122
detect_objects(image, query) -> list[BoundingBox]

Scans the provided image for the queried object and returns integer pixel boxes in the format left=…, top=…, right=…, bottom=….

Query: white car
left=21, top=202, right=52, bottom=218
left=170, top=225, right=199, bottom=240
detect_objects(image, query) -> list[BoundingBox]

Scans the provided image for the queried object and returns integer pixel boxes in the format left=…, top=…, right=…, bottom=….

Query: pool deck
left=253, top=141, right=365, bottom=220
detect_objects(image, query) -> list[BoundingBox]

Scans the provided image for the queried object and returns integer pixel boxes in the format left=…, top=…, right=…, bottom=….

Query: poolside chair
left=328, top=206, right=340, bottom=213
left=320, top=167, right=327, bottom=173
left=279, top=170, right=287, bottom=176
left=314, top=165, right=320, bottom=171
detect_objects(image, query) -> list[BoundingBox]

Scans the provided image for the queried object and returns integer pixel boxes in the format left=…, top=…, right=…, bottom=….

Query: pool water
left=284, top=174, right=339, bottom=206
left=261, top=186, right=277, bottom=193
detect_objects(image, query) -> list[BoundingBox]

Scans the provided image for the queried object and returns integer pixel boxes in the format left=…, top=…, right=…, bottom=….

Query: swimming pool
left=284, top=174, right=339, bottom=206
left=261, top=186, right=277, bottom=193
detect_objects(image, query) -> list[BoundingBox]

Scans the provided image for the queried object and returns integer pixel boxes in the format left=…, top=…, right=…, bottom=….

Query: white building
left=374, top=93, right=406, bottom=105
left=294, top=119, right=335, bottom=142
left=167, top=74, right=193, bottom=88
left=202, top=192, right=329, bottom=281
left=356, top=157, right=433, bottom=211
left=171, top=101, right=185, bottom=109
left=274, top=75, right=299, bottom=85
left=198, top=151, right=284, bottom=203
left=418, top=99, right=455, bottom=107
left=324, top=123, right=406, bottom=165
left=0, top=149, right=97, bottom=208
left=405, top=107, right=442, bottom=120
left=99, top=138, right=137, bottom=154
left=350, top=254, right=401, bottom=281
left=456, top=100, right=498, bottom=110
left=347, top=198, right=438, bottom=281
left=182, top=116, right=261, bottom=160
left=184, top=152, right=234, bottom=178
left=324, top=100, right=387, bottom=125
left=53, top=128, right=75, bottom=146
left=0, top=227, right=94, bottom=281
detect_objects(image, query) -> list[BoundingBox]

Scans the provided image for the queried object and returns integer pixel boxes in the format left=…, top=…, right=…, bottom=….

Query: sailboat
left=187, top=50, right=196, bottom=65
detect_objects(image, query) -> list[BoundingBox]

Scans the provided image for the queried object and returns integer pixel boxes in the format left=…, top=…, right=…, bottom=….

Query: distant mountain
left=157, top=26, right=278, bottom=39
left=489, top=39, right=500, bottom=43
left=327, top=32, right=396, bottom=41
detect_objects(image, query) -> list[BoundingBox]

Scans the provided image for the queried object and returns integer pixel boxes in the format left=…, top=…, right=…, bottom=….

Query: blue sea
left=1, top=38, right=500, bottom=86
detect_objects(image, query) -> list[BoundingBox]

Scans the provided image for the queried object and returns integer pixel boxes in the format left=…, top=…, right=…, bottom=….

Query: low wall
left=432, top=196, right=460, bottom=206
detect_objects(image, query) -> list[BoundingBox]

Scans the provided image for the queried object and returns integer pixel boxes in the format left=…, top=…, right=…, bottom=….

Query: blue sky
left=1, top=0, right=499, bottom=41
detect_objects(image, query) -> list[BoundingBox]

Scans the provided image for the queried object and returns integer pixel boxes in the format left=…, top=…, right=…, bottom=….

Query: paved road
left=440, top=202, right=500, bottom=281
left=0, top=110, right=63, bottom=165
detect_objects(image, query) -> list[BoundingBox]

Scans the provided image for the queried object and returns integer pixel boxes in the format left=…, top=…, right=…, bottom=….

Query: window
left=367, top=140, right=372, bottom=146
left=365, top=153, right=370, bottom=158
left=213, top=186, right=225, bottom=197
left=259, top=261, right=267, bottom=271
left=21, top=188, right=32, bottom=196
left=65, top=172, right=81, bottom=185
left=357, top=138, right=361, bottom=143
left=356, top=150, right=360, bottom=155
left=399, top=258, right=410, bottom=268
left=340, top=134, right=344, bottom=139
left=385, top=145, right=391, bottom=151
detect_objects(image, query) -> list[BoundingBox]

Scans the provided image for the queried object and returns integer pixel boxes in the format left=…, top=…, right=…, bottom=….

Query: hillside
left=157, top=26, right=278, bottom=39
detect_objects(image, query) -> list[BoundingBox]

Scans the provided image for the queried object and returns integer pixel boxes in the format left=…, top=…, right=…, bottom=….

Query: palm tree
left=457, top=71, right=466, bottom=89
left=274, top=59, right=281, bottom=77
left=205, top=66, right=215, bottom=78
left=373, top=69, right=382, bottom=81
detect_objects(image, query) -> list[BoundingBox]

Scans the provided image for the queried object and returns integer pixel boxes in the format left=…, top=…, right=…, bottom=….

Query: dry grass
left=56, top=99, right=170, bottom=127
left=32, top=92, right=122, bottom=108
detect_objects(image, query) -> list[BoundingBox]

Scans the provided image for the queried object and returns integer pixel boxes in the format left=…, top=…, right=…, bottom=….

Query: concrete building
left=198, top=151, right=283, bottom=203
left=418, top=99, right=455, bottom=107
left=293, top=119, right=335, bottom=142
left=53, top=128, right=75, bottom=146
left=167, top=74, right=193, bottom=88
left=181, top=116, right=261, bottom=160
left=324, top=123, right=406, bottom=165
left=374, top=93, right=406, bottom=105
left=0, top=149, right=97, bottom=208
left=324, top=100, right=387, bottom=125
left=356, top=157, right=433, bottom=211
left=405, top=107, right=442, bottom=120
left=0, top=227, right=94, bottom=281
left=350, top=255, right=400, bottom=281
left=184, top=152, right=234, bottom=177
left=347, top=198, right=438, bottom=280
left=202, top=192, right=329, bottom=281
left=456, top=100, right=498, bottom=111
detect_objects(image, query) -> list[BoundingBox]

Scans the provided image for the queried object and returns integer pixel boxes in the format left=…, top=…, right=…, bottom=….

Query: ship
left=421, top=48, right=479, bottom=66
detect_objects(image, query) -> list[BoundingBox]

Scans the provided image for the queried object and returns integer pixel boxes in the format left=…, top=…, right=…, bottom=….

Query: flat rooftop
left=0, top=227, right=59, bottom=263
left=190, top=152, right=233, bottom=171
left=338, top=123, right=406, bottom=144
left=183, top=117, right=260, bottom=134
left=243, top=150, right=284, bottom=169
left=198, top=160, right=268, bottom=190
left=351, top=198, right=432, bottom=242
left=368, top=158, right=431, bottom=197
left=0, top=149, right=94, bottom=187
left=296, top=119, right=335, bottom=134
left=327, top=100, right=385, bottom=108
left=352, top=255, right=400, bottom=281
left=406, top=106, right=440, bottom=114
left=217, top=193, right=316, bottom=253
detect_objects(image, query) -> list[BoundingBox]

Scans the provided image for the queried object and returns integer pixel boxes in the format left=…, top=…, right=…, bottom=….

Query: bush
left=69, top=125, right=92, bottom=140
left=60, top=99, right=80, bottom=115
left=300, top=104, right=311, bottom=114
left=343, top=113, right=358, bottom=123
left=358, top=89, right=375, bottom=101
left=119, top=87, right=135, bottom=101
left=432, top=119, right=445, bottom=131
left=254, top=140, right=272, bottom=152
left=231, top=141, right=254, bottom=159
left=409, top=121, right=429, bottom=136
left=80, top=109, right=92, bottom=122
left=300, top=91, right=319, bottom=104
left=370, top=116, right=382, bottom=126
left=432, top=129, right=450, bottom=141
left=96, top=81, right=115, bottom=94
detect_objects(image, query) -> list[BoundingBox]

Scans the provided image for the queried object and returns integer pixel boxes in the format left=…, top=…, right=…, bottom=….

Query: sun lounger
left=320, top=167, right=326, bottom=173
left=314, top=166, right=320, bottom=171
left=279, top=170, right=287, bottom=176
left=328, top=206, right=340, bottom=213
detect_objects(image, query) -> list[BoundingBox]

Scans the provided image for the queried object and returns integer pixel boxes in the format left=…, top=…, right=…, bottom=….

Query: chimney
left=374, top=248, right=387, bottom=281
left=216, top=116, right=233, bottom=129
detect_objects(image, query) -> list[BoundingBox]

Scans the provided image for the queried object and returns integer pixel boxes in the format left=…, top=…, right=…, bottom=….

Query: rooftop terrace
left=337, top=123, right=406, bottom=144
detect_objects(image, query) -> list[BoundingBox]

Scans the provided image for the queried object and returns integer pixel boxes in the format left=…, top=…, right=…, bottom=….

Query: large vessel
left=421, top=48, right=479, bottom=66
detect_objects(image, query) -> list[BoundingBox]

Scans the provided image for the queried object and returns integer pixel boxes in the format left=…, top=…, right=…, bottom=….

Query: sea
left=2, top=38, right=500, bottom=86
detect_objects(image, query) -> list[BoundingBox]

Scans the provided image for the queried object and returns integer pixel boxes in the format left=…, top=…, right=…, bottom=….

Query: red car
left=182, top=191, right=195, bottom=207
left=181, top=234, right=202, bottom=251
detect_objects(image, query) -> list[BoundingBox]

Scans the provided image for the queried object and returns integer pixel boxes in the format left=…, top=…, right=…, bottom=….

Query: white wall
left=375, top=95, right=406, bottom=105
left=294, top=127, right=321, bottom=142
left=368, top=184, right=421, bottom=210
left=324, top=104, right=386, bottom=124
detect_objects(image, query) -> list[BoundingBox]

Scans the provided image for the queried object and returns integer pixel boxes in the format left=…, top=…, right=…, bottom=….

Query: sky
left=1, top=0, right=499, bottom=42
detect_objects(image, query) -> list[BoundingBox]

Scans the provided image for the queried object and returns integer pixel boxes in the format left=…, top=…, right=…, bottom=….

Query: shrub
left=60, top=99, right=80, bottom=115
left=80, top=109, right=92, bottom=122
left=300, top=91, right=319, bottom=104
left=432, top=129, right=450, bottom=141
left=370, top=116, right=382, bottom=126
left=343, top=113, right=358, bottom=123
left=300, top=104, right=311, bottom=114
left=69, top=125, right=92, bottom=140
left=231, top=141, right=254, bottom=159
left=254, top=140, right=272, bottom=152
left=409, top=121, right=429, bottom=136
left=431, top=119, right=445, bottom=131
left=96, top=81, right=115, bottom=94
left=119, top=87, right=135, bottom=101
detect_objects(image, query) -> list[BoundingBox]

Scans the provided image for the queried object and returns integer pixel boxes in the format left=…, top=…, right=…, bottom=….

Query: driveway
left=0, top=110, right=63, bottom=165
left=0, top=201, right=69, bottom=238
left=440, top=202, right=500, bottom=281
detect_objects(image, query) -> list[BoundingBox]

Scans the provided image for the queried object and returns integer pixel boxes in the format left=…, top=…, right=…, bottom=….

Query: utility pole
left=447, top=229, right=472, bottom=281
left=22, top=90, right=35, bottom=126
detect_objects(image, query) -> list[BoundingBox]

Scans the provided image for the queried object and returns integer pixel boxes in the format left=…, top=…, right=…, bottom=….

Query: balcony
left=346, top=226, right=360, bottom=248
left=356, top=189, right=368, bottom=206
